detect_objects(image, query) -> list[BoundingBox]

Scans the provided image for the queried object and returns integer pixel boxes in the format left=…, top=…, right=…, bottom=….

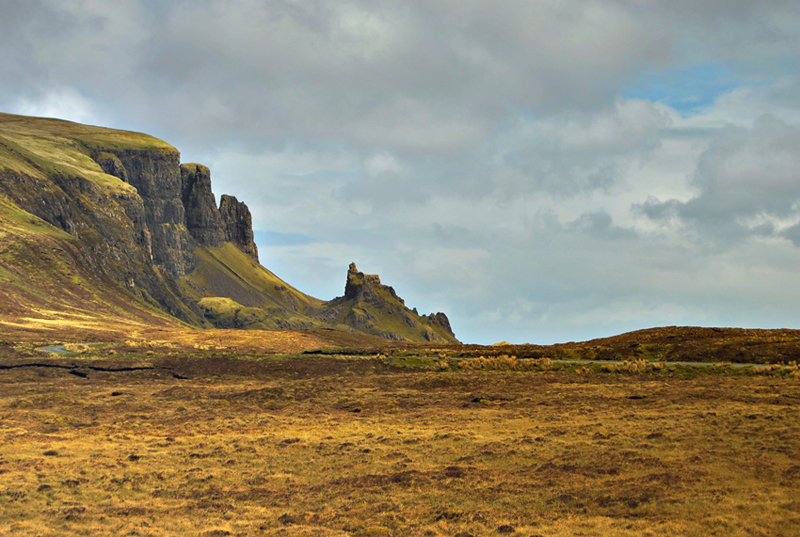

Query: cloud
left=12, top=87, right=105, bottom=125
left=569, top=211, right=637, bottom=240
left=641, top=114, right=800, bottom=246
left=0, top=0, right=673, bottom=152
left=492, top=98, right=670, bottom=197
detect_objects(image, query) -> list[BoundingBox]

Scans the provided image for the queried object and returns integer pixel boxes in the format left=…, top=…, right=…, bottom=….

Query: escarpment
left=0, top=112, right=458, bottom=342
left=90, top=152, right=260, bottom=277
left=97, top=148, right=192, bottom=277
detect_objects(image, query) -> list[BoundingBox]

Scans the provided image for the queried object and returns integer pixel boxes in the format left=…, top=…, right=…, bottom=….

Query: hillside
left=0, top=112, right=458, bottom=343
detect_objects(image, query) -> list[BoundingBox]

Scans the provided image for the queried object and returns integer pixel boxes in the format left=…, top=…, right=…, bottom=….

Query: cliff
left=180, top=165, right=258, bottom=260
left=219, top=195, right=259, bottom=261
left=0, top=112, right=458, bottom=343
left=181, top=163, right=225, bottom=248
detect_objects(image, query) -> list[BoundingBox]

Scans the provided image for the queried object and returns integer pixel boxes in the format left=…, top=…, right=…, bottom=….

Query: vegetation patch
left=0, top=345, right=797, bottom=536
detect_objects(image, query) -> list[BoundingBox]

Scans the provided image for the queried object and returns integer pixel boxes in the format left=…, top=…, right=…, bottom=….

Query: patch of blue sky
left=622, top=62, right=746, bottom=116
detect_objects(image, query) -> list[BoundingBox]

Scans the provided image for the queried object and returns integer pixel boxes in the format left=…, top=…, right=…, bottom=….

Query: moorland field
left=0, top=325, right=799, bottom=537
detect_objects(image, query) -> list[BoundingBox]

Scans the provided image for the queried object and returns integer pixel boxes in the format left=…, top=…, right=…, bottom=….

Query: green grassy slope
left=182, top=243, right=330, bottom=330
left=0, top=113, right=194, bottom=335
left=0, top=112, right=174, bottom=193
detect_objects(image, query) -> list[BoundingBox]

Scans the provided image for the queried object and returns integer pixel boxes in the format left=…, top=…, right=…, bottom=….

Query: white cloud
left=12, top=87, right=104, bottom=125
left=364, top=153, right=403, bottom=177
left=642, top=114, right=800, bottom=245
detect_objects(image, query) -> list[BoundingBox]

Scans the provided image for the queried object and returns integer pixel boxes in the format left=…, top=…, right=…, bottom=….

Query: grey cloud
left=638, top=197, right=681, bottom=223
left=596, top=0, right=800, bottom=78
left=0, top=0, right=66, bottom=96
left=569, top=211, right=637, bottom=240
left=642, top=114, right=800, bottom=246
left=335, top=176, right=430, bottom=208
left=1, top=0, right=672, bottom=152
left=782, top=222, right=800, bottom=246
left=492, top=99, right=669, bottom=197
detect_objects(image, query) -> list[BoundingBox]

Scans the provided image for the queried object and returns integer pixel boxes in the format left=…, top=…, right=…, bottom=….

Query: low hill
left=0, top=112, right=457, bottom=342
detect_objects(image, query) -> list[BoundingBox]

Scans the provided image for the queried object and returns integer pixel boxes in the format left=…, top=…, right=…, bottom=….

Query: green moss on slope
left=0, top=112, right=174, bottom=194
left=184, top=242, right=322, bottom=315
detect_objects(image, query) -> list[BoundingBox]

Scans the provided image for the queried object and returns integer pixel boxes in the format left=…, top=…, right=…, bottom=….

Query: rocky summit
left=315, top=263, right=458, bottom=342
left=0, top=112, right=457, bottom=343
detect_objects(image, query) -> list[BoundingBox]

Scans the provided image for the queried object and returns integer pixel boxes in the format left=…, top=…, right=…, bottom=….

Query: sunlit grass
left=0, top=112, right=173, bottom=194
left=0, top=353, right=797, bottom=536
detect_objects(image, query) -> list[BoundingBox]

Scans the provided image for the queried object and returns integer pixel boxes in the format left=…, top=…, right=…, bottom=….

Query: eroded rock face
left=94, top=153, right=261, bottom=274
left=181, top=163, right=225, bottom=247
left=344, top=262, right=402, bottom=304
left=0, top=166, right=200, bottom=323
left=95, top=152, right=129, bottom=183
left=105, top=148, right=194, bottom=277
left=86, top=150, right=261, bottom=319
left=219, top=195, right=259, bottom=261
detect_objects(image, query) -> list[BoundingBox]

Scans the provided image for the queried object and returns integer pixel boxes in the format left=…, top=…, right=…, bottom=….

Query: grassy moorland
left=0, top=330, right=798, bottom=537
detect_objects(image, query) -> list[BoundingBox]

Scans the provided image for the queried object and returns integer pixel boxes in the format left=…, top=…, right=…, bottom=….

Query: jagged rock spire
left=219, top=195, right=259, bottom=261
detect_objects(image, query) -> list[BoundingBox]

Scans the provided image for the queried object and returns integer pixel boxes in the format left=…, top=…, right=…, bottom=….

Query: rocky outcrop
left=220, top=195, right=259, bottom=261
left=426, top=312, right=455, bottom=338
left=316, top=262, right=459, bottom=343
left=89, top=149, right=261, bottom=318
left=95, top=152, right=129, bottom=183
left=92, top=154, right=260, bottom=273
left=181, top=163, right=225, bottom=247
left=343, top=262, right=401, bottom=304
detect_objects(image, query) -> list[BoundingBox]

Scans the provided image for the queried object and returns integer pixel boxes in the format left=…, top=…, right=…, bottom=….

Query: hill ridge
left=0, top=112, right=458, bottom=343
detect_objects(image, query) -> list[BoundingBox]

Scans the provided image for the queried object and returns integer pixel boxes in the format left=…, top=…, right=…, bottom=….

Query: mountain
left=0, top=112, right=458, bottom=343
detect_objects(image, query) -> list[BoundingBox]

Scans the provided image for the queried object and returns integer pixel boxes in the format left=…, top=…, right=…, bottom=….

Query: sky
left=4, top=1, right=800, bottom=344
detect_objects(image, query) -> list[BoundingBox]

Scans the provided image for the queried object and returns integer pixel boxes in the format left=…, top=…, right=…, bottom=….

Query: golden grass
left=0, top=112, right=174, bottom=194
left=0, top=352, right=798, bottom=536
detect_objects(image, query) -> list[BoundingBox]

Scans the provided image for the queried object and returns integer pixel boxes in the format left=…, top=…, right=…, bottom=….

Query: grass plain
left=0, top=336, right=798, bottom=537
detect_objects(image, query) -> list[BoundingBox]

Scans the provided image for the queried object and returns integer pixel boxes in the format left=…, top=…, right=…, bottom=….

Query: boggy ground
left=0, top=352, right=798, bottom=537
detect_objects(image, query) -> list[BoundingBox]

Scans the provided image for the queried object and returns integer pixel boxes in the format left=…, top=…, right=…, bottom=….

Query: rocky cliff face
left=97, top=148, right=194, bottom=277
left=181, top=163, right=225, bottom=248
left=1, top=122, right=262, bottom=324
left=220, top=195, right=259, bottom=261
left=344, top=262, right=396, bottom=302
left=0, top=164, right=199, bottom=323
left=94, top=153, right=260, bottom=274
left=426, top=312, right=455, bottom=337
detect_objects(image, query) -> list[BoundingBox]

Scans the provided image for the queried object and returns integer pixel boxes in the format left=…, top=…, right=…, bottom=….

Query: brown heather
left=0, top=339, right=799, bottom=537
